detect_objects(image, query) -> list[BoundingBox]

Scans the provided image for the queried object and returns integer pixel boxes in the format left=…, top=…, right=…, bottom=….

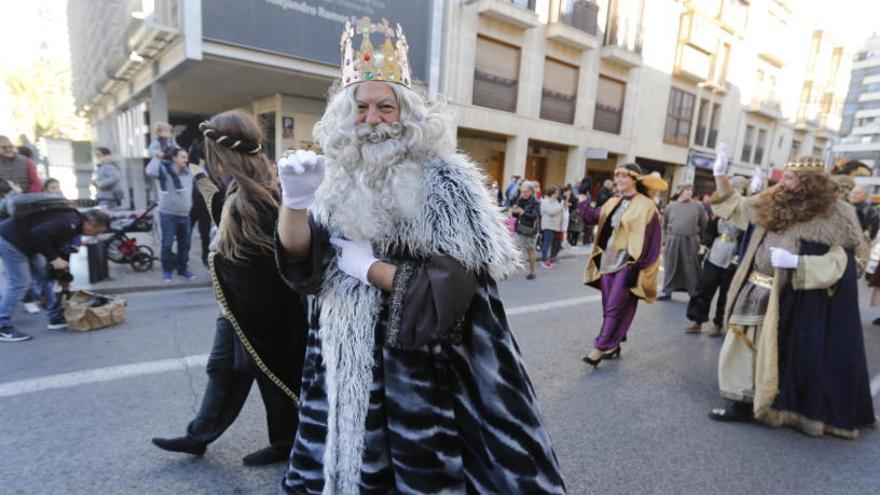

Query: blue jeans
left=29, top=255, right=60, bottom=316
left=540, top=229, right=556, bottom=262
left=160, top=213, right=192, bottom=274
left=0, top=238, right=62, bottom=325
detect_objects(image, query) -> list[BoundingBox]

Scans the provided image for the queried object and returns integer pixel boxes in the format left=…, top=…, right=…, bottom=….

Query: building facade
left=68, top=0, right=851, bottom=206
left=832, top=34, right=880, bottom=169
left=444, top=0, right=851, bottom=196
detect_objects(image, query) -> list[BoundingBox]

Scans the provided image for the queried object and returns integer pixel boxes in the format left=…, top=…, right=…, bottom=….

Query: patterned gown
left=277, top=219, right=567, bottom=494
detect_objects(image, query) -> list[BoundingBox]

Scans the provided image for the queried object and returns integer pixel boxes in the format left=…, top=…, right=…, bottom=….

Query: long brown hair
left=753, top=173, right=838, bottom=232
left=202, top=110, right=279, bottom=263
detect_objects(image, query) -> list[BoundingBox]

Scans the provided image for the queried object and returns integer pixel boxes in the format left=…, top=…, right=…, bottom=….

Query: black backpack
left=8, top=193, right=76, bottom=221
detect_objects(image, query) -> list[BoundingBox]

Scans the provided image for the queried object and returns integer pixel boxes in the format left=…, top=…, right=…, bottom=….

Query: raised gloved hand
left=712, top=143, right=729, bottom=177
left=329, top=237, right=378, bottom=286
left=277, top=149, right=325, bottom=209
left=769, top=247, right=798, bottom=269
left=749, top=166, right=765, bottom=194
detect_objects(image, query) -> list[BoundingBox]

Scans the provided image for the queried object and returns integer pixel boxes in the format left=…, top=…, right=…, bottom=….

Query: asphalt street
left=1, top=256, right=879, bottom=494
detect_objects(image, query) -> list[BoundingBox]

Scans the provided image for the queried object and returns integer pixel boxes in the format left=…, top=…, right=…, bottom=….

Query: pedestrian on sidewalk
left=658, top=184, right=707, bottom=300
left=511, top=180, right=541, bottom=279
left=578, top=163, right=666, bottom=366
left=540, top=185, right=564, bottom=267
left=0, top=208, right=109, bottom=341
left=684, top=176, right=748, bottom=336
left=145, top=147, right=196, bottom=282
left=0, top=135, right=40, bottom=193
left=707, top=152, right=875, bottom=438
left=146, top=122, right=184, bottom=193
left=92, top=147, right=124, bottom=208
left=152, top=111, right=308, bottom=466
left=187, top=138, right=212, bottom=268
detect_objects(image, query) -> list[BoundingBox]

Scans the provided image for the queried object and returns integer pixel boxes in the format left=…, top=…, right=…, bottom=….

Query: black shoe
left=526, top=273, right=536, bottom=280
left=242, top=445, right=290, bottom=466
left=582, top=353, right=603, bottom=367
left=708, top=403, right=753, bottom=423
left=0, top=325, right=32, bottom=342
left=656, top=292, right=671, bottom=301
left=602, top=346, right=621, bottom=360
left=873, top=317, right=880, bottom=326
left=47, top=316, right=68, bottom=330
left=151, top=436, right=206, bottom=456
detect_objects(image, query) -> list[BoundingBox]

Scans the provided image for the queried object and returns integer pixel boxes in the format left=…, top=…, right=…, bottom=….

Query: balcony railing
left=540, top=90, right=577, bottom=124
left=604, top=15, right=643, bottom=54
left=507, top=0, right=536, bottom=10
left=473, top=71, right=518, bottom=113
left=593, top=104, right=622, bottom=134
left=558, top=0, right=599, bottom=35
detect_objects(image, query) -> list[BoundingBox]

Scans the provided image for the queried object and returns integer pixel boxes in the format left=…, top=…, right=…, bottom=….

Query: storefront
left=458, top=129, right=507, bottom=187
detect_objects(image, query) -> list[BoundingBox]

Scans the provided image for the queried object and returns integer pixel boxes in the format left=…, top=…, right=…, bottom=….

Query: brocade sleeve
left=792, top=245, right=848, bottom=291
left=275, top=214, right=333, bottom=295
left=384, top=256, right=478, bottom=351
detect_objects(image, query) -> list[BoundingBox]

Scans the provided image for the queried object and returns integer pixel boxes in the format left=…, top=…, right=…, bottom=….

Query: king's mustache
left=356, top=122, right=404, bottom=144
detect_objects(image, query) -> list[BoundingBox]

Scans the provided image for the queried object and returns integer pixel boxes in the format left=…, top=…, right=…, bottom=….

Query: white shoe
left=24, top=302, right=40, bottom=314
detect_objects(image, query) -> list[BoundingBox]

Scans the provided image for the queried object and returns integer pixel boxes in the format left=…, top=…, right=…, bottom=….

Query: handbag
left=515, top=215, right=539, bottom=236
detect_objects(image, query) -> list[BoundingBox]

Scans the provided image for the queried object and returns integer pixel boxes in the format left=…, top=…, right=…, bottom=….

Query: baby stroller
left=104, top=202, right=157, bottom=272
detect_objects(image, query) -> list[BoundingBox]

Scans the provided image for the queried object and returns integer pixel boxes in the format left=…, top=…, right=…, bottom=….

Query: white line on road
left=0, top=354, right=208, bottom=399
left=505, top=295, right=601, bottom=316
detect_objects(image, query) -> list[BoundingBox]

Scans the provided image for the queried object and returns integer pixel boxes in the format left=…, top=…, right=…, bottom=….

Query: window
left=693, top=99, right=721, bottom=148
left=541, top=58, right=579, bottom=124
left=664, top=87, right=695, bottom=146
left=708, top=103, right=720, bottom=148
left=754, top=128, right=767, bottom=164
left=741, top=124, right=755, bottom=162
left=789, top=139, right=801, bottom=160
left=594, top=75, right=626, bottom=134
left=710, top=42, right=731, bottom=85
left=473, top=37, right=520, bottom=112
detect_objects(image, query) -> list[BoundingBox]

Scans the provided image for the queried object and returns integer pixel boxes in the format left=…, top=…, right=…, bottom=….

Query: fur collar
left=309, top=152, right=520, bottom=494
left=782, top=200, right=863, bottom=249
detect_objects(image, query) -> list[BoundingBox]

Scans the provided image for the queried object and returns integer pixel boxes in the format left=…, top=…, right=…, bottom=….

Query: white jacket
left=540, top=197, right=564, bottom=232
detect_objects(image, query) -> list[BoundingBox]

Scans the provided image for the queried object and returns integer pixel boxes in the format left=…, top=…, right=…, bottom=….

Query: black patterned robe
left=277, top=155, right=566, bottom=494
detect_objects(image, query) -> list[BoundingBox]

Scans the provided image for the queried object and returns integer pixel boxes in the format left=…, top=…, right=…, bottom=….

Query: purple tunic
left=579, top=196, right=662, bottom=350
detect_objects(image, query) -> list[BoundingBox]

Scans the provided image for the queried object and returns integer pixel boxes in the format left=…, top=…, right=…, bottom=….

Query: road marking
left=506, top=295, right=602, bottom=316
left=871, top=374, right=880, bottom=398
left=0, top=296, right=603, bottom=398
left=0, top=354, right=208, bottom=399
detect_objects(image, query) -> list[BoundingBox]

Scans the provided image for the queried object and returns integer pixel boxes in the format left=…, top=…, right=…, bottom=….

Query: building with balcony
left=833, top=34, right=880, bottom=169
left=68, top=0, right=855, bottom=206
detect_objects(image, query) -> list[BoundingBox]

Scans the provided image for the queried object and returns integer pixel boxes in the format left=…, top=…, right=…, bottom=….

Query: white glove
left=769, top=247, right=799, bottom=269
left=277, top=150, right=326, bottom=209
left=712, top=143, right=729, bottom=177
left=749, top=166, right=765, bottom=195
left=329, top=237, right=378, bottom=286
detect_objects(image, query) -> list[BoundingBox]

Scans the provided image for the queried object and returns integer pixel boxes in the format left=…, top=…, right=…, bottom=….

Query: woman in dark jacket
left=152, top=110, right=308, bottom=466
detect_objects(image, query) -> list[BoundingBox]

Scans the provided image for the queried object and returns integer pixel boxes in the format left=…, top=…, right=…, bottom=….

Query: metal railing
left=593, top=104, right=622, bottom=134
left=507, top=0, right=537, bottom=11
left=473, top=71, right=518, bottom=113
left=540, top=90, right=577, bottom=124
left=558, top=0, right=599, bottom=35
left=603, top=15, right=643, bottom=54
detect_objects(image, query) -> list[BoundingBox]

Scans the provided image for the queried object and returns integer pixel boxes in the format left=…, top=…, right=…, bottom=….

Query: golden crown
left=783, top=157, right=825, bottom=174
left=340, top=17, right=412, bottom=89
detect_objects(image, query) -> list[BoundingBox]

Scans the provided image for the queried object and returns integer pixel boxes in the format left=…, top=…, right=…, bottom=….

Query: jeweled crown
left=783, top=156, right=825, bottom=174
left=340, top=17, right=412, bottom=89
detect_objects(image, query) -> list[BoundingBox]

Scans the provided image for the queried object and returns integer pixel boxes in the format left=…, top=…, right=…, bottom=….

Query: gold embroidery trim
left=716, top=234, right=736, bottom=243
left=209, top=252, right=300, bottom=405
left=728, top=324, right=757, bottom=352
left=748, top=271, right=774, bottom=290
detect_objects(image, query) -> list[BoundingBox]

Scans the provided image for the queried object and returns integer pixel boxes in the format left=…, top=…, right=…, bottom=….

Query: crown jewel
left=340, top=17, right=412, bottom=89
left=783, top=157, right=825, bottom=174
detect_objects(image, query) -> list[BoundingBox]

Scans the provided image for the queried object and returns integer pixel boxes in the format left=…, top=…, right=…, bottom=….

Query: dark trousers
left=186, top=316, right=298, bottom=449
left=190, top=207, right=211, bottom=265
left=686, top=261, right=735, bottom=326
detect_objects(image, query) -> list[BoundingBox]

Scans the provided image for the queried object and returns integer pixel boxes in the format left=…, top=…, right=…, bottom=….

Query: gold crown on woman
left=340, top=17, right=412, bottom=88
left=783, top=156, right=825, bottom=174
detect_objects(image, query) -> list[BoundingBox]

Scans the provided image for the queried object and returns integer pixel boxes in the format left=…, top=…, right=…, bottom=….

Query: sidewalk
left=70, top=231, right=212, bottom=294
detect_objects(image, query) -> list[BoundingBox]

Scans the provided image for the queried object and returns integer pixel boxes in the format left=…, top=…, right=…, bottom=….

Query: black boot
left=708, top=401, right=753, bottom=423
left=151, top=436, right=206, bottom=456
left=242, top=445, right=290, bottom=466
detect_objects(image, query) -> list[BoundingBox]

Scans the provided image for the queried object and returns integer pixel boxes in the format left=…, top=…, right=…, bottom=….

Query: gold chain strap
left=208, top=252, right=300, bottom=406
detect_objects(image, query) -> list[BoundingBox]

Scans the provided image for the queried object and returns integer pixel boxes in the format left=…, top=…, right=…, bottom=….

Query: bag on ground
left=63, top=290, right=127, bottom=331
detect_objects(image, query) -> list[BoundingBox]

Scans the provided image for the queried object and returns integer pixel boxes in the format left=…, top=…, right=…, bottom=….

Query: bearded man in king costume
left=274, top=18, right=566, bottom=494
left=707, top=148, right=876, bottom=439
